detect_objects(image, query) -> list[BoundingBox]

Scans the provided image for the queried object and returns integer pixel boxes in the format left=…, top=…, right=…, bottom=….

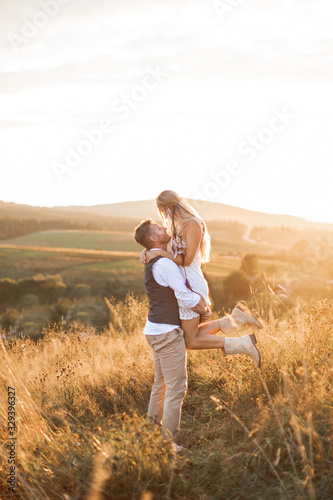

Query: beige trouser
left=145, top=328, right=187, bottom=442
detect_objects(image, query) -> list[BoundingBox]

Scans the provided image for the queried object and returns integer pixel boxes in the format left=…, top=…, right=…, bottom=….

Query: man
left=134, top=219, right=261, bottom=446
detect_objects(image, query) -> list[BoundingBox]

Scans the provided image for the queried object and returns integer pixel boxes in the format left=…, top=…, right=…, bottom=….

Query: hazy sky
left=1, top=0, right=333, bottom=222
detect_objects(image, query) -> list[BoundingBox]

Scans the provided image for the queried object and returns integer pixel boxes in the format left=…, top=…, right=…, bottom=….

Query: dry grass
left=1, top=297, right=333, bottom=499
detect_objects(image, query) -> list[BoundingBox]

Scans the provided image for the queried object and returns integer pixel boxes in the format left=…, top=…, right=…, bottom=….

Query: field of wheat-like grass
left=1, top=296, right=333, bottom=500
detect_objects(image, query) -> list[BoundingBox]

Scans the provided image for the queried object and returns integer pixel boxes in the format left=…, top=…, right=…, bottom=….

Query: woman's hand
left=145, top=250, right=160, bottom=263
left=139, top=250, right=161, bottom=264
left=140, top=249, right=147, bottom=264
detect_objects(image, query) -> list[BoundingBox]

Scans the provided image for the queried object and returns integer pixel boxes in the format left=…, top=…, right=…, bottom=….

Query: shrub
left=223, top=270, right=250, bottom=299
left=241, top=253, right=259, bottom=277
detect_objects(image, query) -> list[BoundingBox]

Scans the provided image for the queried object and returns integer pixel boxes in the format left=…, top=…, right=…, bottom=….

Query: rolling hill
left=1, top=199, right=333, bottom=231
left=62, top=199, right=333, bottom=230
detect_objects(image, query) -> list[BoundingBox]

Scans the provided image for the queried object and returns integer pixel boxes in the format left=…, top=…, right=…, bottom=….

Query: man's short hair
left=134, top=219, right=154, bottom=249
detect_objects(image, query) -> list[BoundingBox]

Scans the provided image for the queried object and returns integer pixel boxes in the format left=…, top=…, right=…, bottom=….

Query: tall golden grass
left=0, top=296, right=333, bottom=499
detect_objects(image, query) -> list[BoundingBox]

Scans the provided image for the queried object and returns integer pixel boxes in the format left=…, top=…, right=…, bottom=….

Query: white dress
left=172, top=222, right=211, bottom=320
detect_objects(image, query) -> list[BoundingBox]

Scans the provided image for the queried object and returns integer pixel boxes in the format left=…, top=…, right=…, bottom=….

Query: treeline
left=0, top=213, right=256, bottom=242
left=0, top=216, right=101, bottom=239
left=0, top=272, right=147, bottom=338
left=0, top=216, right=141, bottom=239
left=0, top=274, right=67, bottom=307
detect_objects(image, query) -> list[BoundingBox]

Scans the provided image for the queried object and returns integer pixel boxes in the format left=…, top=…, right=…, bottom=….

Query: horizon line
left=1, top=197, right=332, bottom=227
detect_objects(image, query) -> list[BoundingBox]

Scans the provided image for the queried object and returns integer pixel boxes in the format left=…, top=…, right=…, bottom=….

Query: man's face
left=149, top=223, right=171, bottom=246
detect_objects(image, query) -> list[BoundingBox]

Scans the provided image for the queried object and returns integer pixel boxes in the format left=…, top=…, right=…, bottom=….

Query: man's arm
left=191, top=298, right=210, bottom=316
left=152, top=258, right=210, bottom=315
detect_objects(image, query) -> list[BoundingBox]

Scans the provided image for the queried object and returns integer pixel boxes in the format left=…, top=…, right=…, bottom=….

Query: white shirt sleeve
left=152, top=258, right=200, bottom=308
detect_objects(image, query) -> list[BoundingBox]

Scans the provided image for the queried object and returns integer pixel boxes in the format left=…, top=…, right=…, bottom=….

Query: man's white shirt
left=143, top=248, right=201, bottom=335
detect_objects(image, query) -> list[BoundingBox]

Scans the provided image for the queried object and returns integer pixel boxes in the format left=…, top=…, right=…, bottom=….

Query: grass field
left=1, top=230, right=141, bottom=253
left=0, top=245, right=145, bottom=310
left=0, top=297, right=332, bottom=499
left=0, top=228, right=296, bottom=283
left=0, top=228, right=324, bottom=317
left=1, top=228, right=331, bottom=338
left=1, top=229, right=287, bottom=255
left=0, top=245, right=140, bottom=278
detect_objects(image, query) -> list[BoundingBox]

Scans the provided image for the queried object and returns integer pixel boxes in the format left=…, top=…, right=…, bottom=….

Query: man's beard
left=162, top=234, right=171, bottom=244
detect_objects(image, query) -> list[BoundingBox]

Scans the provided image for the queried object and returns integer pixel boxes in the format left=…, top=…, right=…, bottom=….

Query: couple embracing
left=134, top=191, right=262, bottom=449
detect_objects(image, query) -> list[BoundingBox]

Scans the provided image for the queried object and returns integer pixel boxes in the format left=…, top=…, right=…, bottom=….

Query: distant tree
left=21, top=294, right=39, bottom=308
left=17, top=274, right=67, bottom=304
left=224, top=271, right=250, bottom=299
left=54, top=298, right=72, bottom=318
left=0, top=308, right=20, bottom=330
left=72, top=283, right=91, bottom=299
left=41, top=275, right=67, bottom=303
left=0, top=278, right=18, bottom=309
left=17, top=274, right=45, bottom=295
left=241, top=254, right=259, bottom=277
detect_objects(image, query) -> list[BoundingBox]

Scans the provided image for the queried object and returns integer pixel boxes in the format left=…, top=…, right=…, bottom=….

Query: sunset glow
left=1, top=0, right=332, bottom=222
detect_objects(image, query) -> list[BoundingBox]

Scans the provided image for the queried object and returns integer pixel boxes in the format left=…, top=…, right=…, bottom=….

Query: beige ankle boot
left=224, top=334, right=261, bottom=368
left=218, top=314, right=239, bottom=334
left=230, top=301, right=263, bottom=329
left=219, top=302, right=262, bottom=333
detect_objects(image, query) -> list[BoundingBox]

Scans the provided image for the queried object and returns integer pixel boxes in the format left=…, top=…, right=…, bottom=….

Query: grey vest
left=144, top=256, right=180, bottom=326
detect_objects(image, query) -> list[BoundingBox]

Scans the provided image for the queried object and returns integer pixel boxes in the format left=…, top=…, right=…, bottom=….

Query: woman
left=141, top=190, right=263, bottom=365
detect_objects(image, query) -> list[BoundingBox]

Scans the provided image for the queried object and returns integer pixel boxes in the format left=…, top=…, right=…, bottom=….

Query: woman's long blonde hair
left=156, top=190, right=211, bottom=264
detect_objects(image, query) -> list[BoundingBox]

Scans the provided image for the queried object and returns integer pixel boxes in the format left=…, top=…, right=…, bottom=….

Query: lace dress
left=171, top=222, right=211, bottom=320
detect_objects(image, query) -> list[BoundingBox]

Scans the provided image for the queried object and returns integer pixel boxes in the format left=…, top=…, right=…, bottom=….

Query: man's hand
left=191, top=298, right=209, bottom=316
left=200, top=307, right=212, bottom=323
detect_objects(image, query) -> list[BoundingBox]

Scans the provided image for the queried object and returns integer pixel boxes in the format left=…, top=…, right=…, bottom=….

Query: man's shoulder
left=153, top=257, right=179, bottom=272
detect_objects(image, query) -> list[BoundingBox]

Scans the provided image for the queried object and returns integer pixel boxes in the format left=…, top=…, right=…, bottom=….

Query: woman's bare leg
left=181, top=315, right=261, bottom=367
left=198, top=320, right=221, bottom=335
left=181, top=303, right=263, bottom=350
left=181, top=317, right=225, bottom=350
left=181, top=313, right=243, bottom=350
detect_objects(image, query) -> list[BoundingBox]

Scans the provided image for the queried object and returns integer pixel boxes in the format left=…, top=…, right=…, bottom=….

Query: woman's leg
left=181, top=317, right=225, bottom=350
left=181, top=316, right=261, bottom=367
left=181, top=302, right=263, bottom=350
